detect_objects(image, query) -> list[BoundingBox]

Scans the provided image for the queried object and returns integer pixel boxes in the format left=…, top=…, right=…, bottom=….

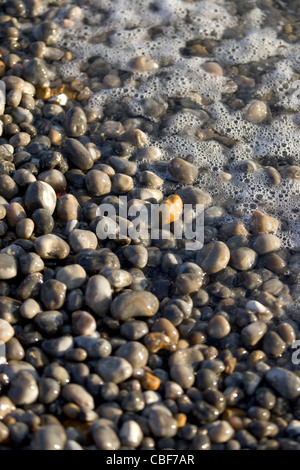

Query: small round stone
left=123, top=245, right=148, bottom=268
left=207, top=315, right=231, bottom=339
left=244, top=100, right=270, bottom=124
left=19, top=253, right=45, bottom=274
left=230, top=247, right=257, bottom=271
left=85, top=170, right=111, bottom=197
left=197, top=241, right=230, bottom=274
left=56, top=194, right=81, bottom=222
left=15, top=218, right=35, bottom=239
left=20, top=298, right=41, bottom=319
left=91, top=424, right=120, bottom=450
left=148, top=407, right=178, bottom=438
left=35, top=310, right=64, bottom=336
left=96, top=357, right=133, bottom=383
left=115, top=341, right=149, bottom=368
left=0, top=254, right=17, bottom=279
left=72, top=310, right=96, bottom=336
left=32, top=209, right=55, bottom=235
left=38, top=377, right=61, bottom=404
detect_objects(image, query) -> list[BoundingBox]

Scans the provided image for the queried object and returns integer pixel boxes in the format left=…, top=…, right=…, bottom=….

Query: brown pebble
left=141, top=372, right=161, bottom=390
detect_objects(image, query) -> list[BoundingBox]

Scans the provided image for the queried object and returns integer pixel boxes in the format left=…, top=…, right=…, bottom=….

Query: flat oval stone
left=34, top=234, right=70, bottom=259
left=110, top=291, right=159, bottom=321
left=0, top=254, right=17, bottom=279
left=24, top=181, right=56, bottom=215
left=96, top=356, right=133, bottom=383
left=85, top=275, right=112, bottom=316
left=65, top=138, right=94, bottom=171
left=265, top=367, right=300, bottom=400
left=62, top=383, right=94, bottom=409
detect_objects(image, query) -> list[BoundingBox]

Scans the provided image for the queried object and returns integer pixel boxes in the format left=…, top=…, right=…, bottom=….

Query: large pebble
left=250, top=210, right=279, bottom=234
left=265, top=368, right=300, bottom=400
left=230, top=247, right=257, bottom=270
left=65, top=106, right=87, bottom=137
left=34, top=234, right=70, bottom=259
left=115, top=341, right=149, bottom=368
left=85, top=169, right=111, bottom=197
left=68, top=229, right=98, bottom=253
left=0, top=254, right=17, bottom=279
left=96, top=356, right=133, bottom=383
left=148, top=407, right=178, bottom=438
left=92, top=424, right=120, bottom=450
left=241, top=321, right=267, bottom=347
left=123, top=245, right=148, bottom=268
left=168, top=157, right=198, bottom=184
left=207, top=315, right=231, bottom=339
left=207, top=421, right=235, bottom=443
left=197, top=241, right=230, bottom=274
left=110, top=290, right=159, bottom=321
left=56, top=194, right=81, bottom=222
left=62, top=383, right=94, bottom=409
left=24, top=181, right=56, bottom=215
left=40, top=279, right=67, bottom=310
left=65, top=138, right=94, bottom=171
left=85, top=275, right=112, bottom=316
left=56, top=264, right=87, bottom=290
left=8, top=370, right=39, bottom=405
left=253, top=234, right=281, bottom=255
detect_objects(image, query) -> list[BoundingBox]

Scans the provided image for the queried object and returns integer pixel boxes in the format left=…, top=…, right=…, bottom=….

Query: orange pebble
left=0, top=61, right=5, bottom=77
left=175, top=413, right=187, bottom=428
left=222, top=408, right=246, bottom=420
left=160, top=194, right=183, bottom=225
left=140, top=371, right=161, bottom=391
left=224, top=357, right=237, bottom=375
left=36, top=87, right=51, bottom=99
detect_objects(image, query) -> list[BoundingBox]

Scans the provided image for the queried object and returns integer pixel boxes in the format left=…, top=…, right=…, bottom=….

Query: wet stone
left=85, top=275, right=112, bottom=316
left=40, top=279, right=67, bottom=310
left=115, top=341, right=149, bottom=368
left=207, top=315, right=231, bottom=339
left=38, top=377, right=61, bottom=404
left=148, top=407, right=178, bottom=438
left=85, top=169, right=111, bottom=197
left=24, top=181, right=56, bottom=215
left=96, top=356, right=133, bottom=384
left=34, top=234, right=70, bottom=260
left=230, top=247, right=257, bottom=271
left=241, top=322, right=267, bottom=347
left=65, top=106, right=87, bottom=137
left=123, top=245, right=148, bottom=268
left=34, top=310, right=64, bottom=336
left=74, top=336, right=111, bottom=358
left=168, top=157, right=198, bottom=184
left=8, top=370, right=39, bottom=405
left=65, top=138, right=94, bottom=171
left=197, top=241, right=230, bottom=274
left=110, top=290, right=159, bottom=321
left=32, top=209, right=55, bottom=235
left=31, top=424, right=67, bottom=450
left=253, top=234, right=281, bottom=255
left=68, top=229, right=98, bottom=253
left=0, top=318, right=14, bottom=343
left=62, top=383, right=94, bottom=409
left=23, top=58, right=49, bottom=87
left=92, top=424, right=120, bottom=450
left=56, top=264, right=87, bottom=290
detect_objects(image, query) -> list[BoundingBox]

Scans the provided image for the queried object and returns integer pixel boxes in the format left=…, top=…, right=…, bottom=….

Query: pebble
left=91, top=423, right=120, bottom=450
left=19, top=253, right=45, bottom=275
left=230, top=247, right=257, bottom=271
left=207, top=421, right=235, bottom=443
left=40, top=280, right=67, bottom=310
left=8, top=370, right=39, bottom=405
left=85, top=169, right=112, bottom=197
left=34, top=234, right=70, bottom=259
left=148, top=407, right=178, bottom=438
left=196, top=241, right=230, bottom=274
left=68, top=229, right=98, bottom=253
left=244, top=100, right=270, bottom=124
left=207, top=315, right=231, bottom=339
left=32, top=209, right=54, bottom=235
left=119, top=420, right=143, bottom=448
left=24, top=181, right=56, bottom=215
left=168, top=157, right=198, bottom=184
left=0, top=254, right=17, bottom=279
left=110, top=290, right=159, bottom=321
left=84, top=275, right=112, bottom=316
left=42, top=335, right=74, bottom=358
left=96, top=357, right=133, bottom=383
left=65, top=106, right=87, bottom=137
left=253, top=234, right=281, bottom=255
left=56, top=264, right=87, bottom=290
left=65, top=138, right=94, bottom=171
left=265, top=368, right=300, bottom=400
left=123, top=245, right=148, bottom=268
left=250, top=210, right=279, bottom=234
left=115, top=341, right=149, bottom=368
left=31, top=424, right=67, bottom=450
left=0, top=318, right=14, bottom=343
left=101, top=268, right=132, bottom=289
left=35, top=310, right=64, bottom=336
left=241, top=322, right=267, bottom=347
left=38, top=377, right=61, bottom=404
left=62, top=383, right=94, bottom=409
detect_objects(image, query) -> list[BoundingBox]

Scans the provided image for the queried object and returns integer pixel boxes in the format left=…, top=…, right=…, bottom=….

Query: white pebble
left=246, top=300, right=268, bottom=313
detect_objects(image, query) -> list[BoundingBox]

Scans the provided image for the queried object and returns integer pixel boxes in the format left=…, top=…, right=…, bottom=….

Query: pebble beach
left=1, top=0, right=300, bottom=451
